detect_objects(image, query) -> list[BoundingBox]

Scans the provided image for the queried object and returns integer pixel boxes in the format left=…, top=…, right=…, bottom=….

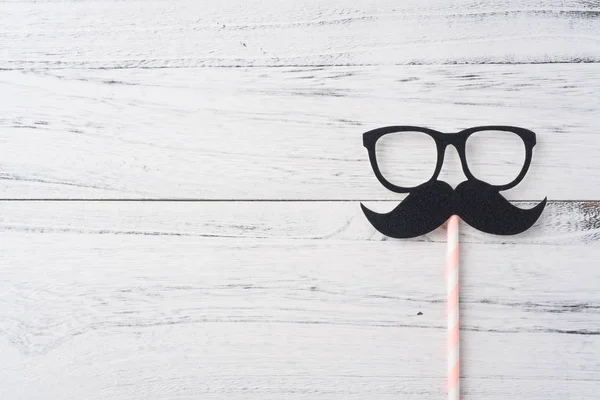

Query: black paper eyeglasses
left=363, top=125, right=536, bottom=192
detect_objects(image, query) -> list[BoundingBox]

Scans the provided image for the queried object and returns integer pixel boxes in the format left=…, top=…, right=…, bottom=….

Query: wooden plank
left=1, top=215, right=599, bottom=399
left=1, top=201, right=599, bottom=245
left=1, top=64, right=599, bottom=200
left=2, top=328, right=599, bottom=400
left=1, top=0, right=599, bottom=68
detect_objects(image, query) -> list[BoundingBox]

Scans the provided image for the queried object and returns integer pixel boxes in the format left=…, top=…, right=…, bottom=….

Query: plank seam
left=0, top=199, right=596, bottom=202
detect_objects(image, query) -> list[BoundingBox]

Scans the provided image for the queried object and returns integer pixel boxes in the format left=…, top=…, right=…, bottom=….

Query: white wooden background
left=1, top=1, right=599, bottom=399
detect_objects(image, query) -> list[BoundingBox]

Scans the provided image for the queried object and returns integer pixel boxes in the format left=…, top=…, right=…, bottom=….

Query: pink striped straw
left=447, top=215, right=460, bottom=400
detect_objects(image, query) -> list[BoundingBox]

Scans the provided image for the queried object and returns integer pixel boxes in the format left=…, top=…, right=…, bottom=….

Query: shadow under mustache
left=361, top=180, right=547, bottom=238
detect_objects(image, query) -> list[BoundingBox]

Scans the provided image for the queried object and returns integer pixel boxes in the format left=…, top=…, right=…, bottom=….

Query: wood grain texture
left=3, top=1, right=600, bottom=398
left=1, top=201, right=599, bottom=245
left=1, top=207, right=599, bottom=399
left=2, top=64, right=600, bottom=200
left=1, top=0, right=600, bottom=69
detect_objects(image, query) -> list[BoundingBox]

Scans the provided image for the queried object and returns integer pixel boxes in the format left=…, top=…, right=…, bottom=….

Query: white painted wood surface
left=1, top=205, right=599, bottom=399
left=1, top=64, right=600, bottom=200
left=2, top=0, right=600, bottom=68
left=1, top=201, right=599, bottom=245
left=1, top=202, right=599, bottom=399
left=2, top=0, right=600, bottom=398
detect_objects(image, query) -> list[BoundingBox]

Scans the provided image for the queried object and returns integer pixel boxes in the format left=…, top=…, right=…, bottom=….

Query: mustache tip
left=535, top=195, right=548, bottom=215
left=530, top=196, right=548, bottom=212
left=359, top=202, right=378, bottom=221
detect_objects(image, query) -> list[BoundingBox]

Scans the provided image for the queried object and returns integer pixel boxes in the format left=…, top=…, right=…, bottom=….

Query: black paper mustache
left=361, top=180, right=547, bottom=238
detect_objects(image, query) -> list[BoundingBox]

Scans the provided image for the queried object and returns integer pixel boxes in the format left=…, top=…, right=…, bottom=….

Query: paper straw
left=447, top=215, right=460, bottom=400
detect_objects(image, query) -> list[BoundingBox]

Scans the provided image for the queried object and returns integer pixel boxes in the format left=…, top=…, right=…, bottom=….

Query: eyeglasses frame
left=363, top=125, right=537, bottom=193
